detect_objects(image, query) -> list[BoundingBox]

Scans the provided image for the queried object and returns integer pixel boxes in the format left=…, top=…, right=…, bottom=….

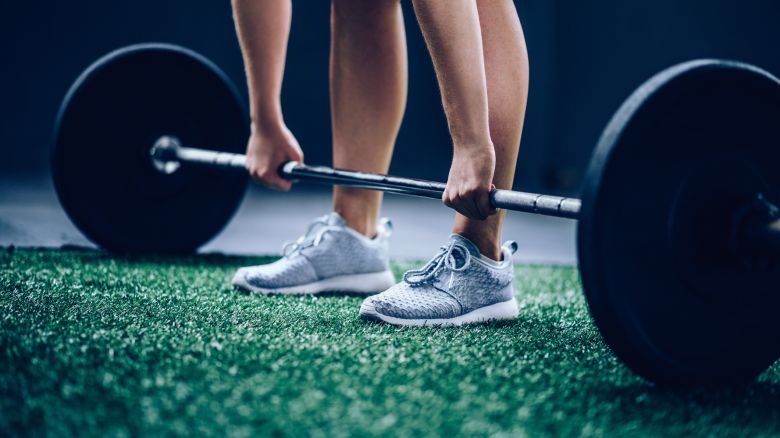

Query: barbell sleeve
left=175, top=145, right=247, bottom=170
left=490, top=190, right=581, bottom=219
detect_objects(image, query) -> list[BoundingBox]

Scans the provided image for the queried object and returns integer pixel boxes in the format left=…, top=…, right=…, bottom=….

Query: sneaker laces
left=403, top=241, right=471, bottom=286
left=282, top=215, right=342, bottom=257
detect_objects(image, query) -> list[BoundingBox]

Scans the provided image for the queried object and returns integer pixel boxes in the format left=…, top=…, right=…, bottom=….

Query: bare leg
left=452, top=0, right=528, bottom=260
left=413, top=0, right=528, bottom=260
left=330, top=0, right=408, bottom=236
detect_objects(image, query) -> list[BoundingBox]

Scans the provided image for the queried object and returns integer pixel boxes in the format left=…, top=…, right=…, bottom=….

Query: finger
left=451, top=193, right=477, bottom=220
left=487, top=184, right=498, bottom=215
left=245, top=159, right=256, bottom=176
left=454, top=205, right=475, bottom=220
left=456, top=198, right=481, bottom=221
left=472, top=193, right=488, bottom=220
left=469, top=187, right=490, bottom=220
left=248, top=168, right=263, bottom=183
left=267, top=175, right=293, bottom=192
left=291, top=149, right=304, bottom=163
left=480, top=188, right=497, bottom=218
left=252, top=168, right=289, bottom=191
left=443, top=189, right=457, bottom=208
left=472, top=196, right=489, bottom=220
left=263, top=181, right=291, bottom=192
left=459, top=187, right=488, bottom=220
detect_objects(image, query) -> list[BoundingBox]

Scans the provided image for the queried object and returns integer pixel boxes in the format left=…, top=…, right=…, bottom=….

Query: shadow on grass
left=511, top=311, right=780, bottom=427
left=2, top=245, right=276, bottom=268
left=591, top=376, right=780, bottom=431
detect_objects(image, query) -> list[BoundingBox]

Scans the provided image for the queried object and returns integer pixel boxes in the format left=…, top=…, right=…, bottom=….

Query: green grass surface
left=1, top=247, right=779, bottom=437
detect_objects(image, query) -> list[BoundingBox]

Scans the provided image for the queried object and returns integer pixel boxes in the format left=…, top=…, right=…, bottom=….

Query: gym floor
left=0, top=176, right=576, bottom=263
left=3, top=249, right=780, bottom=436
left=3, top=176, right=780, bottom=436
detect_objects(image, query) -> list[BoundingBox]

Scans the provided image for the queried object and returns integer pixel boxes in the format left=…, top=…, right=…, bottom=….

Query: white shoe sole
left=232, top=270, right=396, bottom=295
left=359, top=298, right=519, bottom=327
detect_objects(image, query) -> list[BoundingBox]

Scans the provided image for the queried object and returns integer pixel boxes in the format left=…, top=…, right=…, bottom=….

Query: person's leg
left=409, top=0, right=527, bottom=260
left=359, top=0, right=527, bottom=325
left=330, top=0, right=408, bottom=236
left=232, top=1, right=405, bottom=295
left=450, top=0, right=528, bottom=260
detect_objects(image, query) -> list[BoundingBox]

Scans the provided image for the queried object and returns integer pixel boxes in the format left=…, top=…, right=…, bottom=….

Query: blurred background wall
left=2, top=0, right=780, bottom=195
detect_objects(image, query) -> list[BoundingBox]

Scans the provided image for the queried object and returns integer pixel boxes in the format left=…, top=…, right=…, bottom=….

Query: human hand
left=245, top=122, right=304, bottom=191
left=443, top=145, right=497, bottom=220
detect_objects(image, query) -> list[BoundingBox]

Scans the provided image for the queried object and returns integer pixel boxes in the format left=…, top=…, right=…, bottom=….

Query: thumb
left=290, top=147, right=304, bottom=163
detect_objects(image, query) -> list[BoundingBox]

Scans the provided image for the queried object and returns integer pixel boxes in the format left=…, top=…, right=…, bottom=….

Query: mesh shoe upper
left=241, top=254, right=319, bottom=289
left=365, top=234, right=515, bottom=320
left=237, top=213, right=391, bottom=289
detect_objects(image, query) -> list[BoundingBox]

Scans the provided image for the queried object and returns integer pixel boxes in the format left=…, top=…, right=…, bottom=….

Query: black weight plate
left=53, top=44, right=249, bottom=253
left=579, top=60, right=780, bottom=384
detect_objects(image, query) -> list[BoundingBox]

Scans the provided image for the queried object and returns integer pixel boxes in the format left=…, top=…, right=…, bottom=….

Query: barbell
left=52, top=43, right=779, bottom=385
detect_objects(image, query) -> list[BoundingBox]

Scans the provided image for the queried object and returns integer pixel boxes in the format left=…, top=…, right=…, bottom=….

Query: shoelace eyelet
left=403, top=242, right=471, bottom=286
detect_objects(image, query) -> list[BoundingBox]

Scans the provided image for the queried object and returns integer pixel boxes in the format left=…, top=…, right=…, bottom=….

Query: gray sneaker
left=232, top=212, right=396, bottom=295
left=359, top=234, right=519, bottom=326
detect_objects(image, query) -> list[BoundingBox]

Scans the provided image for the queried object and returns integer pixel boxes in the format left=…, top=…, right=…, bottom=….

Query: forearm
left=412, top=0, right=491, bottom=151
left=232, top=0, right=292, bottom=130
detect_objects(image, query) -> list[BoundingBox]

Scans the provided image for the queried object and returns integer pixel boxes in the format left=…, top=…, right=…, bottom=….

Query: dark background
left=3, top=0, right=780, bottom=195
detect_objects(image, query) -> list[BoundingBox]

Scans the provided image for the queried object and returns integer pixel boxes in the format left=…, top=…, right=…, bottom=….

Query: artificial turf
left=1, top=247, right=779, bottom=437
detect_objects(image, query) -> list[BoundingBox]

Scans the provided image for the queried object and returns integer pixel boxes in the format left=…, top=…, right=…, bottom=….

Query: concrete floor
left=0, top=176, right=576, bottom=264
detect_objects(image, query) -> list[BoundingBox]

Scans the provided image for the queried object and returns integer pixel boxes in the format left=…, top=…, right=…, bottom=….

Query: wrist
left=448, top=119, right=492, bottom=151
left=250, top=102, right=285, bottom=134
left=453, top=139, right=494, bottom=154
left=251, top=116, right=286, bottom=137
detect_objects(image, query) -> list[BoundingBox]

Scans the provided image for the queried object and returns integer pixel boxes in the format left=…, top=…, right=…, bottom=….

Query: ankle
left=453, top=230, right=501, bottom=261
left=344, top=217, right=377, bottom=237
left=333, top=208, right=376, bottom=237
left=333, top=188, right=382, bottom=237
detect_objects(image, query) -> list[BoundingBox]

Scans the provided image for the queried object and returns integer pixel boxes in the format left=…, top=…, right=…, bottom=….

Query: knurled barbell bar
left=149, top=135, right=583, bottom=219
left=52, top=43, right=780, bottom=385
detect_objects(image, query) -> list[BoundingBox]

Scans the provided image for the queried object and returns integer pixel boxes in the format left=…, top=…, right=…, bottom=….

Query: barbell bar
left=150, top=135, right=582, bottom=219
